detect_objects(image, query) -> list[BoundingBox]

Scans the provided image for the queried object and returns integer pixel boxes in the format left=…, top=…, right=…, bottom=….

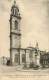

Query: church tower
left=10, top=1, right=21, bottom=65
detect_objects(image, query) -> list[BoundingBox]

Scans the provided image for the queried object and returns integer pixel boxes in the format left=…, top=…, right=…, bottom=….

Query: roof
left=11, top=1, right=19, bottom=12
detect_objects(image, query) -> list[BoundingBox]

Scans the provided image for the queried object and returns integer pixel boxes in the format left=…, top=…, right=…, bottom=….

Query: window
left=11, top=8, right=14, bottom=15
left=14, top=54, right=19, bottom=63
left=15, top=21, right=18, bottom=29
left=12, top=35, right=17, bottom=48
left=13, top=9, right=14, bottom=15
left=22, top=54, right=26, bottom=63
left=14, top=8, right=17, bottom=15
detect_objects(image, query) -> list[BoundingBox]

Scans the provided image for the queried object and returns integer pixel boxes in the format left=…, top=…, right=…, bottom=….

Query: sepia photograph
left=0, top=0, right=49, bottom=80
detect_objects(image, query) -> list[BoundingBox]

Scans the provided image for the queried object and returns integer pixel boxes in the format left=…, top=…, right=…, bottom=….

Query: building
left=0, top=56, right=10, bottom=65
left=10, top=0, right=21, bottom=65
left=9, top=1, right=49, bottom=69
left=9, top=1, right=41, bottom=68
left=40, top=51, right=49, bottom=67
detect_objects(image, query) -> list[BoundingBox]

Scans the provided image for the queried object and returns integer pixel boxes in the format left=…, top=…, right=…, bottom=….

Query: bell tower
left=10, top=1, right=21, bottom=65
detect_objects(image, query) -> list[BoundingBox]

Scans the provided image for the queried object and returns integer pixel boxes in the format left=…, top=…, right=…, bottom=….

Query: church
left=9, top=1, right=41, bottom=68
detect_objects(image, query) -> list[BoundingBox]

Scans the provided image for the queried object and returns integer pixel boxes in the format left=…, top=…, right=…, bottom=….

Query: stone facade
left=9, top=1, right=41, bottom=67
left=10, top=1, right=21, bottom=65
left=40, top=51, right=49, bottom=67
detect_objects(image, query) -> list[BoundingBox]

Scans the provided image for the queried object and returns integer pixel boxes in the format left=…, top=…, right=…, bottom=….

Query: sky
left=0, top=0, right=49, bottom=57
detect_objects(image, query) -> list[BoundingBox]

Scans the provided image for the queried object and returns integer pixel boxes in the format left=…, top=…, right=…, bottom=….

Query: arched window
left=14, top=8, right=17, bottom=15
left=15, top=21, right=18, bottom=29
left=12, top=9, right=14, bottom=15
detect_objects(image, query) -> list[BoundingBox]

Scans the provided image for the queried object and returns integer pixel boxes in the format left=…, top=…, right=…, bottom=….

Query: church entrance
left=14, top=54, right=19, bottom=65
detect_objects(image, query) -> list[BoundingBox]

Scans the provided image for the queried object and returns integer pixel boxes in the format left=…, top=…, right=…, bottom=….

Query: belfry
left=10, top=1, right=21, bottom=65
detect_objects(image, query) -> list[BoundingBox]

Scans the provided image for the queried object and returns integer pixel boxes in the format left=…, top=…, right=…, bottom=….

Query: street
left=0, top=65, right=49, bottom=80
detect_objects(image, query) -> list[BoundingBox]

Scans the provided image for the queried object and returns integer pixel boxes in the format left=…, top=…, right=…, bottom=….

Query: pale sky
left=0, top=0, right=49, bottom=57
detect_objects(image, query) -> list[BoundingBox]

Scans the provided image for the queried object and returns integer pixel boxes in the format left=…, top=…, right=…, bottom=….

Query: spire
left=14, top=0, right=16, bottom=6
left=36, top=42, right=38, bottom=47
left=35, top=41, right=39, bottom=50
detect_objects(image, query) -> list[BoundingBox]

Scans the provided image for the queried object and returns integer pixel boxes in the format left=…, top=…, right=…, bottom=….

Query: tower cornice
left=10, top=32, right=21, bottom=36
